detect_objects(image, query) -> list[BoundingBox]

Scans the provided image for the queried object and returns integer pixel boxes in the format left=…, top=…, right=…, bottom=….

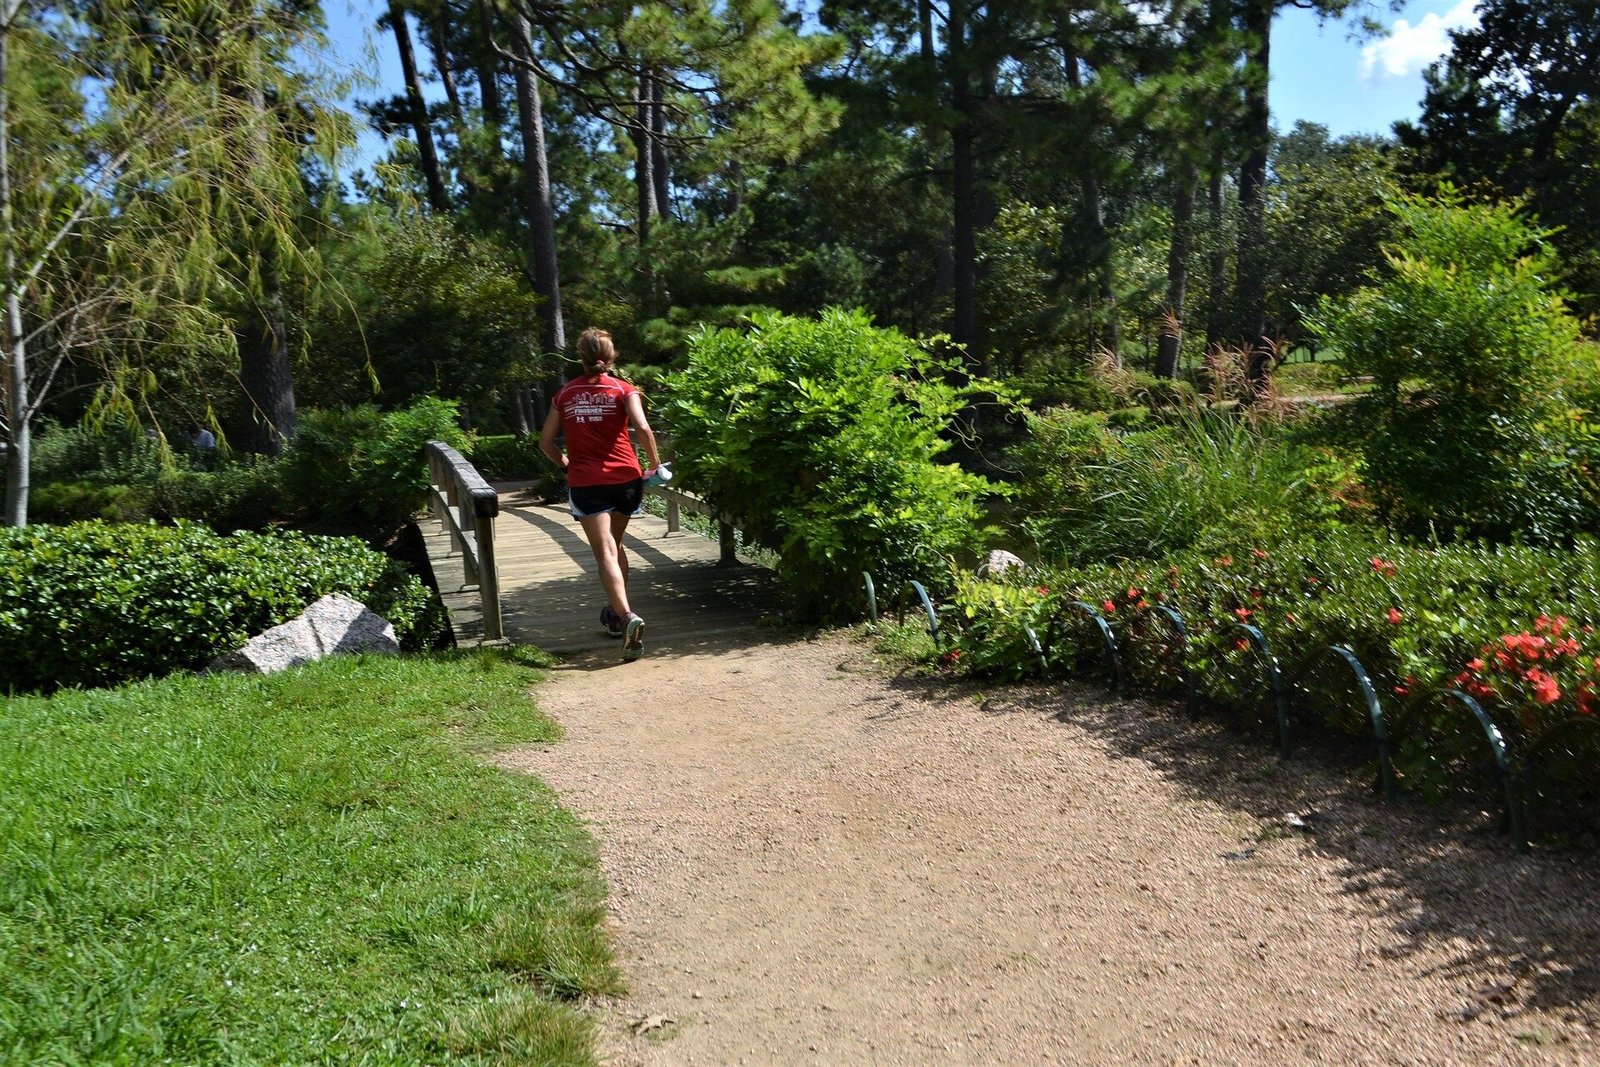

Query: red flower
left=1370, top=557, right=1397, bottom=577
left=1252, top=548, right=1269, bottom=560
left=1233, top=638, right=1250, bottom=652
left=1215, top=556, right=1233, bottom=568
left=1127, top=586, right=1142, bottom=599
left=1234, top=607, right=1252, bottom=621
left=1036, top=586, right=1050, bottom=595
left=938, top=648, right=963, bottom=667
left=1102, top=599, right=1116, bottom=614
left=1466, top=657, right=1485, bottom=673
left=1284, top=612, right=1296, bottom=623
left=1386, top=607, right=1403, bottom=625
left=1135, top=600, right=1149, bottom=611
left=1525, top=669, right=1561, bottom=705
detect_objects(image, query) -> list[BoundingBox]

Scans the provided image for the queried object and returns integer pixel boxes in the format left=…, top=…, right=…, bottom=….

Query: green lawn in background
left=0, top=649, right=619, bottom=1065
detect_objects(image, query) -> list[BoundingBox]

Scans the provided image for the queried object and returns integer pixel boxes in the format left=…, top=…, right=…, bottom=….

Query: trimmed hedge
left=0, top=521, right=443, bottom=693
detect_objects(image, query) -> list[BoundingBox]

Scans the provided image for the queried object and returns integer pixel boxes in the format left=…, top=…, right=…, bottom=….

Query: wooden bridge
left=422, top=465, right=781, bottom=664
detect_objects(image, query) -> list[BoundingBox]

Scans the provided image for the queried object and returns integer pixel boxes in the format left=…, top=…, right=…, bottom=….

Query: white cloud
left=1359, top=0, right=1481, bottom=82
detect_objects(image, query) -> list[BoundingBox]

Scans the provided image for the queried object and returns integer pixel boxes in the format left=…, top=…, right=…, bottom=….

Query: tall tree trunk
left=1205, top=150, right=1228, bottom=353
left=1, top=1, right=28, bottom=525
left=1236, top=0, right=1271, bottom=395
left=1063, top=44, right=1118, bottom=364
left=427, top=12, right=463, bottom=121
left=388, top=0, right=450, bottom=213
left=239, top=72, right=295, bottom=456
left=472, top=0, right=504, bottom=126
left=948, top=0, right=980, bottom=372
left=632, top=66, right=662, bottom=318
left=508, top=13, right=566, bottom=365
left=237, top=279, right=295, bottom=455
left=1157, top=164, right=1197, bottom=380
left=651, top=75, right=671, bottom=222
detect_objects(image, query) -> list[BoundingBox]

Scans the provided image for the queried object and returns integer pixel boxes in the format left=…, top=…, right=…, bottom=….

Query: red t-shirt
left=554, top=373, right=643, bottom=487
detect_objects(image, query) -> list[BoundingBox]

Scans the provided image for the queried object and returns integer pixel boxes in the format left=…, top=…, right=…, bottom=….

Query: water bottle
left=644, top=462, right=673, bottom=487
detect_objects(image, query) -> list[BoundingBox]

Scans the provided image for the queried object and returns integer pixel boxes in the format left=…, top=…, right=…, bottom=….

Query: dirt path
left=500, top=628, right=1600, bottom=1066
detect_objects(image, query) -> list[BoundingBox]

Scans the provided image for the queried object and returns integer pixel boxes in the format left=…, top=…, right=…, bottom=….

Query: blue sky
left=1273, top=0, right=1479, bottom=138
left=320, top=0, right=1482, bottom=172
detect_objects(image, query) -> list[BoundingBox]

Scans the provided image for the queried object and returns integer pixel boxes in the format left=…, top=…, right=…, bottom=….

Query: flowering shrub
left=943, top=527, right=1600, bottom=813
left=1451, top=615, right=1597, bottom=724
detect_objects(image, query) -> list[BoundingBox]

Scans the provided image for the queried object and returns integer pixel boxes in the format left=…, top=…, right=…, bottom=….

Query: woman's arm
left=538, top=406, right=566, bottom=471
left=625, top=392, right=662, bottom=471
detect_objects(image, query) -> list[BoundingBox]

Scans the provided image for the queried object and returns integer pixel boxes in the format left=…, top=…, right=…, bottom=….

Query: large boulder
left=208, top=594, right=399, bottom=675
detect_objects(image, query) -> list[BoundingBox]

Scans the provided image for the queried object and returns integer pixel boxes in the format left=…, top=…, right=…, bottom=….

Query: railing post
left=472, top=487, right=503, bottom=641
left=424, top=440, right=503, bottom=644
left=667, top=498, right=682, bottom=533
left=718, top=521, right=737, bottom=566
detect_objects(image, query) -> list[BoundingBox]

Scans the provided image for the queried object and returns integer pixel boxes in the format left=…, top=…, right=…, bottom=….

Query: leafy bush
left=467, top=434, right=539, bottom=481
left=29, top=480, right=153, bottom=524
left=150, top=461, right=284, bottom=531
left=0, top=521, right=442, bottom=693
left=1308, top=188, right=1594, bottom=544
left=1012, top=408, right=1358, bottom=566
left=29, top=422, right=167, bottom=485
left=662, top=308, right=1009, bottom=620
left=279, top=397, right=469, bottom=540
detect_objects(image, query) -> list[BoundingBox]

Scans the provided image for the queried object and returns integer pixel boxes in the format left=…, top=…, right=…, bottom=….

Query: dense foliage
left=1309, top=190, right=1598, bottom=543
left=662, top=309, right=1007, bottom=619
left=1012, top=408, right=1358, bottom=565
left=0, top=521, right=442, bottom=693
left=278, top=396, right=470, bottom=539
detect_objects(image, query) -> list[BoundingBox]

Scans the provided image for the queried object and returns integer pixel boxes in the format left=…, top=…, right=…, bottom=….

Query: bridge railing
left=425, top=440, right=502, bottom=640
left=646, top=482, right=740, bottom=565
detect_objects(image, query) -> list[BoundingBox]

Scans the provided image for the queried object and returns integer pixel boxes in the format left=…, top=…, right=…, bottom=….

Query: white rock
left=976, top=549, right=1027, bottom=578
left=208, top=593, right=399, bottom=674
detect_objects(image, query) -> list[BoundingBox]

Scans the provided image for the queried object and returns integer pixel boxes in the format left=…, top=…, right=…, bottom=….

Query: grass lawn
left=0, top=649, right=619, bottom=1065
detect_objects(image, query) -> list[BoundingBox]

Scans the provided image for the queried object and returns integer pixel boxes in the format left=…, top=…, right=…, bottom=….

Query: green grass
left=0, top=649, right=620, bottom=1065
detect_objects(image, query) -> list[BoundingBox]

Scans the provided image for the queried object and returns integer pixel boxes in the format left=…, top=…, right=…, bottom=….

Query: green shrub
left=150, top=460, right=284, bottom=531
left=1013, top=408, right=1357, bottom=566
left=30, top=422, right=167, bottom=484
left=280, top=397, right=469, bottom=540
left=0, top=521, right=442, bottom=693
left=1308, top=188, right=1594, bottom=544
left=662, top=308, right=1010, bottom=620
left=467, top=434, right=539, bottom=481
left=29, top=480, right=153, bottom=524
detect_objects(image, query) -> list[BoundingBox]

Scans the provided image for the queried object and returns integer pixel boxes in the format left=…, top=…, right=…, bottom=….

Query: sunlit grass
left=0, top=648, right=619, bottom=1064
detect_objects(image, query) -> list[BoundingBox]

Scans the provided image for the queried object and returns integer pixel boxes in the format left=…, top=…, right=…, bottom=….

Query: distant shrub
left=468, top=435, right=538, bottom=481
left=1013, top=408, right=1358, bottom=565
left=1309, top=188, right=1594, bottom=543
left=151, top=461, right=284, bottom=532
left=29, top=481, right=153, bottom=524
left=0, top=521, right=442, bottom=693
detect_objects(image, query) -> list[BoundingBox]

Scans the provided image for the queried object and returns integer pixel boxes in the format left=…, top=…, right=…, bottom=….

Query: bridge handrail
left=645, top=480, right=741, bottom=566
left=425, top=440, right=503, bottom=640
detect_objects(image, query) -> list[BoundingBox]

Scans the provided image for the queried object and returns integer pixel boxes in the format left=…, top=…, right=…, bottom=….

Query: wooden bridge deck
left=424, top=485, right=781, bottom=664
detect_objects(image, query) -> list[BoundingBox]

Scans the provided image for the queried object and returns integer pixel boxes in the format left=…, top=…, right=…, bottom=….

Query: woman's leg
left=579, top=512, right=631, bottom=617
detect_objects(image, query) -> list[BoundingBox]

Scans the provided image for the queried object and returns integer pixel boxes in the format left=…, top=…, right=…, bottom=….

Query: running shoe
left=622, top=612, right=646, bottom=661
left=600, top=605, right=625, bottom=638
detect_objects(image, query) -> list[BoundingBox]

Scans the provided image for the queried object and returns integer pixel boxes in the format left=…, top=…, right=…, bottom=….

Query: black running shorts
left=568, top=478, right=644, bottom=519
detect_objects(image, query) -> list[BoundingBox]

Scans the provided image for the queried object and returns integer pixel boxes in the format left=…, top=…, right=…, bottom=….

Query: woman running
left=539, top=328, right=663, bottom=661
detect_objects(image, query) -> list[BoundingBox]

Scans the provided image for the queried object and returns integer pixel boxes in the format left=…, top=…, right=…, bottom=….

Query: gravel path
left=499, top=627, right=1600, bottom=1066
